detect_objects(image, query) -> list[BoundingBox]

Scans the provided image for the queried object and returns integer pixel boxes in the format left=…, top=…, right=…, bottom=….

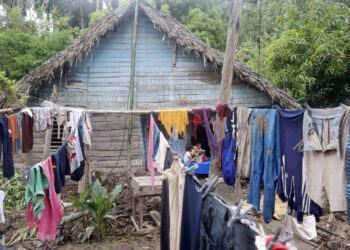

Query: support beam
left=128, top=0, right=139, bottom=170
left=209, top=0, right=243, bottom=177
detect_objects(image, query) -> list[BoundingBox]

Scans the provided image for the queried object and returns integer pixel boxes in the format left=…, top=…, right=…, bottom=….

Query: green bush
left=0, top=169, right=26, bottom=210
left=70, top=179, right=122, bottom=242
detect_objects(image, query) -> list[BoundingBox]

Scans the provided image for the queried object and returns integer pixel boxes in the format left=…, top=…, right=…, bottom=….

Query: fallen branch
left=60, top=211, right=85, bottom=225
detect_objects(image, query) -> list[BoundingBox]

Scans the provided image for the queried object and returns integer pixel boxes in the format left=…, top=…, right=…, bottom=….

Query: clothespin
left=201, top=175, right=219, bottom=198
left=181, top=164, right=198, bottom=174
left=266, top=227, right=282, bottom=250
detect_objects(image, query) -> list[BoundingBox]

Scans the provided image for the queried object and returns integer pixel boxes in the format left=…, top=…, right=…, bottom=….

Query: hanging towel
left=27, top=157, right=63, bottom=241
left=13, top=112, right=22, bottom=153
left=25, top=163, right=50, bottom=219
left=7, top=114, right=18, bottom=154
left=158, top=109, right=189, bottom=138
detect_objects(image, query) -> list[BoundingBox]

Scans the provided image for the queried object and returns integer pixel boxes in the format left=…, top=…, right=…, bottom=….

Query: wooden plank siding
left=25, top=12, right=272, bottom=171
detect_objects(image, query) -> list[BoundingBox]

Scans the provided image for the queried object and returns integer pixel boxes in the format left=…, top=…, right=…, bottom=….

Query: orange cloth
left=158, top=109, right=189, bottom=138
left=7, top=114, right=18, bottom=154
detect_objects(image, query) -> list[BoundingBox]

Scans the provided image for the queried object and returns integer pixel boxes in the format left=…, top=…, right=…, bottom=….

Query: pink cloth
left=27, top=157, right=63, bottom=240
left=148, top=115, right=155, bottom=188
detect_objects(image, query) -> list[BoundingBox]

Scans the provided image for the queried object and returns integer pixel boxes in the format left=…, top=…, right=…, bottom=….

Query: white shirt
left=183, top=151, right=191, bottom=164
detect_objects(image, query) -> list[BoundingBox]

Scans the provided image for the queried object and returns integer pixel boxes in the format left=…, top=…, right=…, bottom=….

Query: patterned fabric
left=33, top=108, right=53, bottom=132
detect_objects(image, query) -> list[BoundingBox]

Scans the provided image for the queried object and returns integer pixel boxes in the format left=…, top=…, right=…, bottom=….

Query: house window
left=50, top=118, right=63, bottom=152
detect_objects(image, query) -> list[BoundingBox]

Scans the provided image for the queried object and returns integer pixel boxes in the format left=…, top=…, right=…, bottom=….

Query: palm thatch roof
left=0, top=0, right=300, bottom=109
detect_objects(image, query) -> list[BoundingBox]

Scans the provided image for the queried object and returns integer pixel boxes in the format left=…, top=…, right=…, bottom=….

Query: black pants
left=180, top=174, right=203, bottom=250
left=160, top=147, right=174, bottom=250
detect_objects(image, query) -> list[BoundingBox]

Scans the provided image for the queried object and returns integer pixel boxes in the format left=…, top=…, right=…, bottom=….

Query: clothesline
left=0, top=107, right=221, bottom=115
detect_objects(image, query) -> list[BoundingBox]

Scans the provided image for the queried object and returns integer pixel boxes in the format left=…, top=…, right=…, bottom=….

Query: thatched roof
left=0, top=0, right=300, bottom=109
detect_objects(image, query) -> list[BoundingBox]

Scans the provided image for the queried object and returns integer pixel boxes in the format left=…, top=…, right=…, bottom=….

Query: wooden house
left=0, top=0, right=299, bottom=171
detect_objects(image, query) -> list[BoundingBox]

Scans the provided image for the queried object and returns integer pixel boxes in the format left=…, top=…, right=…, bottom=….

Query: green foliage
left=70, top=179, right=122, bottom=242
left=261, top=0, right=350, bottom=106
left=182, top=7, right=226, bottom=52
left=89, top=9, right=110, bottom=26
left=155, top=0, right=230, bottom=52
left=0, top=169, right=26, bottom=210
left=0, top=5, right=79, bottom=82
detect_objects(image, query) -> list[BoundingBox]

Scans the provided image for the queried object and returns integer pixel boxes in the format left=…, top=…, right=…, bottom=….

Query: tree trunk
left=209, top=0, right=243, bottom=178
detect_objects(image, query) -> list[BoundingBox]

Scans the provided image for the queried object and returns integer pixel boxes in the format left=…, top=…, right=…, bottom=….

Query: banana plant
left=70, top=179, right=122, bottom=242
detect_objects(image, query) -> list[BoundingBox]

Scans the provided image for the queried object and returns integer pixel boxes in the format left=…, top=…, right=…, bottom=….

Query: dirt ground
left=4, top=171, right=350, bottom=249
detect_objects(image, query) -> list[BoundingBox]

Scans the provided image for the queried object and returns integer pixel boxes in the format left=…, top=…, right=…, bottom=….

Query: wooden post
left=42, top=83, right=59, bottom=160
left=128, top=0, right=139, bottom=171
left=209, top=0, right=243, bottom=177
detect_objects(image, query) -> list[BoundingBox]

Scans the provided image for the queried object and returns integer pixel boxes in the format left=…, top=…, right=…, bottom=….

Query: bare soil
left=4, top=172, right=350, bottom=249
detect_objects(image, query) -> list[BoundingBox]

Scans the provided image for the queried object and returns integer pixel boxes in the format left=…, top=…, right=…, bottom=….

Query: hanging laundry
left=25, top=163, right=50, bottom=219
left=148, top=115, right=156, bottom=188
left=52, top=145, right=70, bottom=194
left=154, top=132, right=169, bottom=173
left=152, top=124, right=160, bottom=161
left=71, top=117, right=86, bottom=181
left=0, top=116, right=14, bottom=178
left=21, top=111, right=33, bottom=153
left=7, top=114, right=18, bottom=154
left=221, top=132, right=236, bottom=186
left=192, top=108, right=211, bottom=141
left=200, top=193, right=257, bottom=249
left=296, top=107, right=347, bottom=212
left=247, top=109, right=281, bottom=223
left=65, top=109, right=90, bottom=180
left=158, top=109, right=189, bottom=138
left=0, top=191, right=4, bottom=223
left=162, top=157, right=185, bottom=250
left=54, top=109, right=67, bottom=139
left=33, top=107, right=53, bottom=132
left=233, top=107, right=252, bottom=204
left=13, top=112, right=22, bottom=153
left=235, top=107, right=253, bottom=179
left=27, top=157, right=63, bottom=240
left=278, top=109, right=323, bottom=222
left=160, top=147, right=174, bottom=250
left=343, top=108, right=350, bottom=223
left=180, top=174, right=203, bottom=250
left=202, top=107, right=220, bottom=162
left=284, top=214, right=317, bottom=247
left=216, top=104, right=231, bottom=167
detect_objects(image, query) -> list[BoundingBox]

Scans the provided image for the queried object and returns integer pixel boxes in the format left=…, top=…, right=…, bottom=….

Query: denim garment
left=247, top=109, right=281, bottom=223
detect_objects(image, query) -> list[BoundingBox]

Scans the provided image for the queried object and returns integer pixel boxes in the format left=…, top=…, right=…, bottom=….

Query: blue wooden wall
left=32, top=12, right=272, bottom=109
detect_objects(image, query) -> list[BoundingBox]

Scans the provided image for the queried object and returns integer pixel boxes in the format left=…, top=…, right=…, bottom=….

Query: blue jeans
left=247, top=109, right=281, bottom=223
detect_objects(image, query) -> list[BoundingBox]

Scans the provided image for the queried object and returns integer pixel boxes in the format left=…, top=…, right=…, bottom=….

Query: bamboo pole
left=209, top=0, right=243, bottom=177
left=128, top=0, right=139, bottom=170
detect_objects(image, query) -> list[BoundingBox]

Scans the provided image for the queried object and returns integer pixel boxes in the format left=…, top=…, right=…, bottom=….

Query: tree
left=261, top=0, right=350, bottom=106
left=0, top=5, right=79, bottom=81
